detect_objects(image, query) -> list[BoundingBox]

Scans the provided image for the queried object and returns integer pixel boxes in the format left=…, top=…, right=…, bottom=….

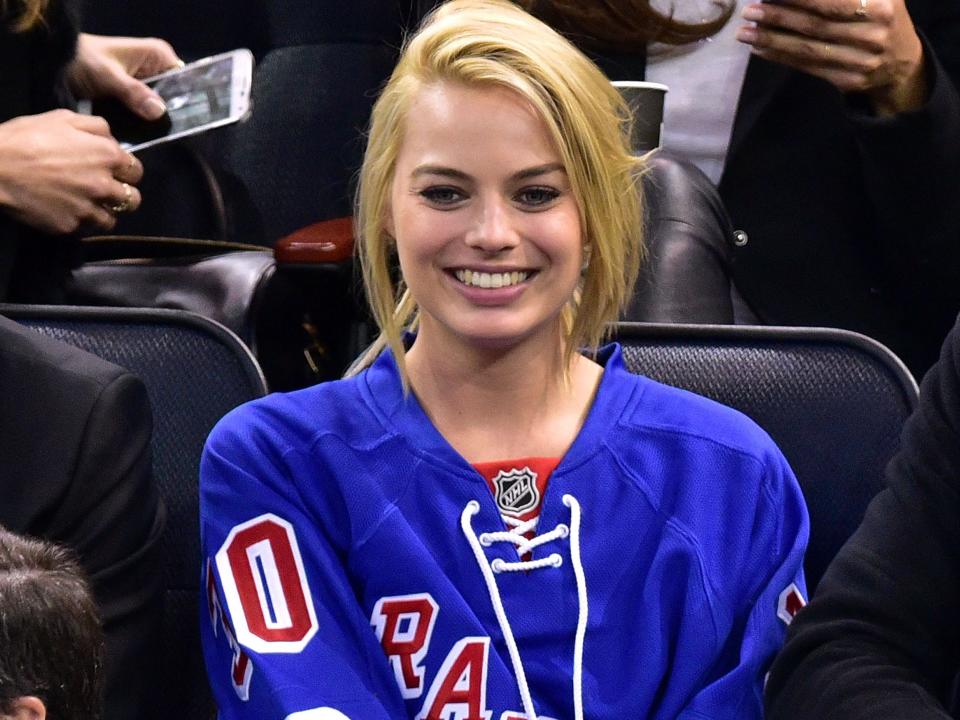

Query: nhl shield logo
left=493, top=467, right=540, bottom=516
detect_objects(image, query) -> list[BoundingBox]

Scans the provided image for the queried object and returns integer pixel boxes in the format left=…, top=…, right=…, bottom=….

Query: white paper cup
left=611, top=80, right=669, bottom=154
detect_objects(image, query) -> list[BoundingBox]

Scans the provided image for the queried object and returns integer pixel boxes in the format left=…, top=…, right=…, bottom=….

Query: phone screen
left=92, top=49, right=252, bottom=152
left=151, top=54, right=236, bottom=139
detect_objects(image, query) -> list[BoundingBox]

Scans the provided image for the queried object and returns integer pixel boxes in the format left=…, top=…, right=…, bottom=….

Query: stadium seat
left=2, top=304, right=267, bottom=720
left=209, top=42, right=398, bottom=247
left=612, top=322, right=919, bottom=591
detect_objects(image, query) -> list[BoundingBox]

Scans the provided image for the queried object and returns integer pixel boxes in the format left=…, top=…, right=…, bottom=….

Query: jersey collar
left=359, top=342, right=637, bottom=481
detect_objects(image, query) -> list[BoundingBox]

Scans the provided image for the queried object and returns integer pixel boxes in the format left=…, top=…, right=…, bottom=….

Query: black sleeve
left=49, top=371, right=166, bottom=720
left=908, top=0, right=960, bottom=90
left=851, top=36, right=960, bottom=320
left=841, top=0, right=960, bottom=346
left=765, top=315, right=960, bottom=719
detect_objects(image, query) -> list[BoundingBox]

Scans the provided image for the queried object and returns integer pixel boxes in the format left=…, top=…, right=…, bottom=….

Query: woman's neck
left=405, top=327, right=603, bottom=464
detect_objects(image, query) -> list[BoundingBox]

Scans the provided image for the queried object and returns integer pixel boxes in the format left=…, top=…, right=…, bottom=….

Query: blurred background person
left=0, top=0, right=182, bottom=301
left=0, top=525, right=105, bottom=720
left=410, top=0, right=960, bottom=378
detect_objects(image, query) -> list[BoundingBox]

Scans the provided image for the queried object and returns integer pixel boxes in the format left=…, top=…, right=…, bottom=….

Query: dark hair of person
left=0, top=527, right=105, bottom=720
left=517, top=0, right=735, bottom=48
left=0, top=0, right=48, bottom=32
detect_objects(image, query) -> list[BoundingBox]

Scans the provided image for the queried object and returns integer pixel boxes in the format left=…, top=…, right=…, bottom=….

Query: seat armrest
left=274, top=216, right=355, bottom=264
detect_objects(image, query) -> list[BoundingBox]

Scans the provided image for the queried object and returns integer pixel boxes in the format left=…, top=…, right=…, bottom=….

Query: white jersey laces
left=461, top=494, right=588, bottom=720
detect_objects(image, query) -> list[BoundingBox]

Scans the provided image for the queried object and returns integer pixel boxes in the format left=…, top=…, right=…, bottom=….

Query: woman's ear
left=383, top=205, right=396, bottom=240
left=1, top=696, right=46, bottom=720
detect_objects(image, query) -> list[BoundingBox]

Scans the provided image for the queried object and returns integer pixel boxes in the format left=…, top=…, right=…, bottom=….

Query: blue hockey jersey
left=200, top=344, right=809, bottom=720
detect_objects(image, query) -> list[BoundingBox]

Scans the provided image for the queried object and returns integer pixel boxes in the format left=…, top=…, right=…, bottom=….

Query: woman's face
left=386, top=81, right=584, bottom=354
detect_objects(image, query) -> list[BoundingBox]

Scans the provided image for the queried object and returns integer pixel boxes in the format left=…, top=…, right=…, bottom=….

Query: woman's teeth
left=454, top=269, right=529, bottom=288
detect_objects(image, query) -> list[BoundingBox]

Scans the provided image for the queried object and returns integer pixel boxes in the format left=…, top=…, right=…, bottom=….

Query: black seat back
left=211, top=42, right=399, bottom=246
left=613, top=322, right=918, bottom=591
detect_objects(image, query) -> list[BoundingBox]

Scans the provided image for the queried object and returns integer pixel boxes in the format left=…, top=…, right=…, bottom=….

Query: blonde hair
left=1, top=0, right=48, bottom=31
left=353, top=0, right=643, bottom=380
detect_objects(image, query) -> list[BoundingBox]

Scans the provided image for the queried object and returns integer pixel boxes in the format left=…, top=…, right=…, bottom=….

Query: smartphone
left=91, top=48, right=254, bottom=152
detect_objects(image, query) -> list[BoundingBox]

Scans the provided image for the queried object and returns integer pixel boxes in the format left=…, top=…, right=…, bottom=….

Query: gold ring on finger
left=107, top=183, right=134, bottom=214
left=855, top=0, right=869, bottom=19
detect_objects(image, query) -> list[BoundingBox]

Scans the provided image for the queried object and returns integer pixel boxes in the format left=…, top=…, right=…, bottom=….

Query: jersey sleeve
left=199, top=408, right=407, bottom=720
left=678, top=448, right=810, bottom=720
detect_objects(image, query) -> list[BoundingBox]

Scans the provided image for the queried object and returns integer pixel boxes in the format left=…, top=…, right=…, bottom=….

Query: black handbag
left=66, top=232, right=368, bottom=390
left=69, top=236, right=275, bottom=345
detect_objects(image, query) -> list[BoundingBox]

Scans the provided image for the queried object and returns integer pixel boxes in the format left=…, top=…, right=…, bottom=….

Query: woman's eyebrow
left=410, top=162, right=566, bottom=181
left=513, top=162, right=566, bottom=180
left=411, top=165, right=470, bottom=180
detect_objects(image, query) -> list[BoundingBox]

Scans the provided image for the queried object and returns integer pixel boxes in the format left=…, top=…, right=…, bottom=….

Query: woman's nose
left=465, top=197, right=520, bottom=253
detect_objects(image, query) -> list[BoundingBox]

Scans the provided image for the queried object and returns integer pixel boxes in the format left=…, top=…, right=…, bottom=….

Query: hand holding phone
left=91, top=48, right=254, bottom=152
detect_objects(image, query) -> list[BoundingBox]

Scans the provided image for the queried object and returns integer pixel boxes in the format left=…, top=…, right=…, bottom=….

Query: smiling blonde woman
left=200, top=2, right=809, bottom=719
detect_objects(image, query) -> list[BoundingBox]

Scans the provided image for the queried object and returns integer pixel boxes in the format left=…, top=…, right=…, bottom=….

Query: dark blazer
left=0, top=315, right=165, bottom=720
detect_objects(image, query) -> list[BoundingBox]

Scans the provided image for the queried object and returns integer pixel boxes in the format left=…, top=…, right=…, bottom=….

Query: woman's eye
left=419, top=187, right=465, bottom=206
left=516, top=187, right=561, bottom=207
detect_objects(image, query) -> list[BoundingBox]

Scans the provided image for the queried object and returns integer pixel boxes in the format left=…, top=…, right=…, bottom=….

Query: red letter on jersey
left=216, top=513, right=318, bottom=654
left=777, top=582, right=807, bottom=625
left=206, top=559, right=253, bottom=700
left=417, top=637, right=492, bottom=720
left=371, top=594, right=438, bottom=699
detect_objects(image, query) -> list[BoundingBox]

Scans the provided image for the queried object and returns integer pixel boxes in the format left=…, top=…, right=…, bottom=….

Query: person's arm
left=766, top=316, right=960, bottom=720
left=48, top=370, right=165, bottom=720
left=680, top=451, right=810, bottom=719
left=850, top=38, right=960, bottom=327
left=0, top=34, right=181, bottom=237
left=199, top=407, right=407, bottom=720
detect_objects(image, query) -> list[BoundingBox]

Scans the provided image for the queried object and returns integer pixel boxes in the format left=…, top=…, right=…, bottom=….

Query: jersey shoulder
left=614, top=368, right=780, bottom=466
left=602, top=365, right=797, bottom=522
left=205, top=370, right=388, bottom=462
